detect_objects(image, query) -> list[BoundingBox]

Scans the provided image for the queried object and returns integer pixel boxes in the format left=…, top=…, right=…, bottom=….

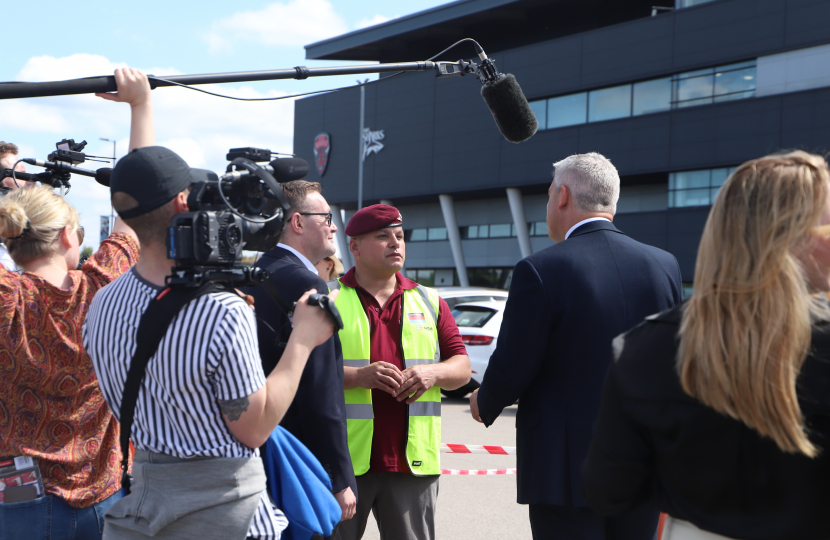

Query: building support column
left=438, top=194, right=469, bottom=287
left=380, top=199, right=393, bottom=206
left=330, top=203, right=353, bottom=269
left=507, top=188, right=532, bottom=259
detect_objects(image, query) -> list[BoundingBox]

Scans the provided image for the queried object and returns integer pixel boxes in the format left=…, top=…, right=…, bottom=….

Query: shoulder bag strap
left=119, top=282, right=229, bottom=494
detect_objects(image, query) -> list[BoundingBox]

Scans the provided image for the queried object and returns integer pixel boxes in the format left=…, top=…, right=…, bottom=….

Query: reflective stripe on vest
left=335, top=280, right=442, bottom=476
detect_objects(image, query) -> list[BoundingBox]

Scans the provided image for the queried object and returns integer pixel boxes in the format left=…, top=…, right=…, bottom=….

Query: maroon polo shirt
left=340, top=268, right=467, bottom=473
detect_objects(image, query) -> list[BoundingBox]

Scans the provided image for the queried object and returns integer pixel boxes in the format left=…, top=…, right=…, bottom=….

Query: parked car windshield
left=452, top=306, right=497, bottom=328
left=444, top=295, right=506, bottom=310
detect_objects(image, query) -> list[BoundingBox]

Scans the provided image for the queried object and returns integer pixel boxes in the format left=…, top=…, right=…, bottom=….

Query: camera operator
left=83, top=143, right=339, bottom=540
left=0, top=141, right=33, bottom=271
left=0, top=69, right=149, bottom=540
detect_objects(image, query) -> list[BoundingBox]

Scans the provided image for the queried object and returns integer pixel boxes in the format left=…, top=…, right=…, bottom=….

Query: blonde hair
left=0, top=185, right=79, bottom=264
left=679, top=150, right=830, bottom=457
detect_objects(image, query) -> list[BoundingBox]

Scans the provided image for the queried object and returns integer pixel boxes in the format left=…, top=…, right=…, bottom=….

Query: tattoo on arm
left=218, top=396, right=250, bottom=422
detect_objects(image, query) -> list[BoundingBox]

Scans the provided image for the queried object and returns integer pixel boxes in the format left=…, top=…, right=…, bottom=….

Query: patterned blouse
left=0, top=232, right=139, bottom=508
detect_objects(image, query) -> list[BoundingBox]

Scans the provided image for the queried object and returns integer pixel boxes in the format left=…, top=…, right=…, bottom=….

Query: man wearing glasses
left=247, top=180, right=357, bottom=524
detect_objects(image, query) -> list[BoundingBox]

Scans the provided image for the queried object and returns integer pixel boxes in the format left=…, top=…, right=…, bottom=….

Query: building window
left=675, top=0, right=719, bottom=8
left=632, top=78, right=672, bottom=115
left=528, top=222, right=548, bottom=236
left=529, top=100, right=547, bottom=127
left=668, top=166, right=736, bottom=207
left=406, top=227, right=447, bottom=242
left=672, top=62, right=756, bottom=108
left=527, top=60, right=756, bottom=132
left=589, top=85, right=632, bottom=122
left=428, top=227, right=447, bottom=241
left=547, top=93, right=587, bottom=129
left=461, top=223, right=522, bottom=239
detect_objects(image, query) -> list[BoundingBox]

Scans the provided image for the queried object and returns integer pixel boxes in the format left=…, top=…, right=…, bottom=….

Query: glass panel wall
left=672, top=61, right=756, bottom=107
left=547, top=93, right=587, bottom=129
left=529, top=99, right=547, bottom=126
left=588, top=85, right=632, bottom=122
left=669, top=166, right=737, bottom=207
left=632, top=78, right=671, bottom=115
left=526, top=60, right=755, bottom=132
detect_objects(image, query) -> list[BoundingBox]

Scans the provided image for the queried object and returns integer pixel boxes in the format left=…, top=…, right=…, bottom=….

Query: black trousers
left=528, top=503, right=659, bottom=540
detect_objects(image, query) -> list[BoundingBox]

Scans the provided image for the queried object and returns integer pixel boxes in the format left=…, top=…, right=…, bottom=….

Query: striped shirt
left=83, top=268, right=286, bottom=538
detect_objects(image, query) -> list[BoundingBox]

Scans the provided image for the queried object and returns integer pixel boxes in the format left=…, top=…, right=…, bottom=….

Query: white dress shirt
left=277, top=243, right=318, bottom=275
left=565, top=217, right=612, bottom=240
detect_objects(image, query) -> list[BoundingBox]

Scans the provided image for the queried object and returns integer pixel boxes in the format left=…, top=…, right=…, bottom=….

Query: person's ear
left=292, top=212, right=304, bottom=235
left=349, top=237, right=359, bottom=257
left=558, top=185, right=569, bottom=210
left=59, top=224, right=74, bottom=249
left=173, top=191, right=189, bottom=213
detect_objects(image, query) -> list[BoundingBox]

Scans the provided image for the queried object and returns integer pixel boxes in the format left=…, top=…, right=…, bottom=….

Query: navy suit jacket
left=476, top=220, right=682, bottom=507
left=246, top=246, right=356, bottom=496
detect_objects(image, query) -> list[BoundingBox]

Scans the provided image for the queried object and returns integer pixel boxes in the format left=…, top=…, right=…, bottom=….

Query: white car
left=434, top=288, right=507, bottom=398
left=435, top=287, right=508, bottom=310
left=441, top=299, right=505, bottom=398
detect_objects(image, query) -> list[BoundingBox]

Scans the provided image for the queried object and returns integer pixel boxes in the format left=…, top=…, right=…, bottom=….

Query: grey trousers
left=334, top=472, right=439, bottom=540
left=103, top=450, right=266, bottom=540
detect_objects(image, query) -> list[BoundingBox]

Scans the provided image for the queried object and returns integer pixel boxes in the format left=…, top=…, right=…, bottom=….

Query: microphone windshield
left=270, top=157, right=310, bottom=183
left=95, top=167, right=111, bottom=187
left=480, top=74, right=538, bottom=143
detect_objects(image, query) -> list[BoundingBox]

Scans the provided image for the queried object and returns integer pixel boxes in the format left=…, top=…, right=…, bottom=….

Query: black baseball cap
left=110, top=146, right=210, bottom=219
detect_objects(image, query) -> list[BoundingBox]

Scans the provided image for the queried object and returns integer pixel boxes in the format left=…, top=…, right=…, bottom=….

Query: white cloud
left=355, top=14, right=399, bottom=29
left=3, top=54, right=298, bottom=250
left=205, top=0, right=349, bottom=53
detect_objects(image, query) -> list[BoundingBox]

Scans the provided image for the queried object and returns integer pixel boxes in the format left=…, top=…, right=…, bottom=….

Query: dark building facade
left=294, top=0, right=830, bottom=289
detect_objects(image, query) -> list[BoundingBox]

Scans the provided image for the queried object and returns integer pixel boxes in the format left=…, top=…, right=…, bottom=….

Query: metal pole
left=358, top=83, right=365, bottom=211
left=0, top=61, right=437, bottom=100
left=100, top=137, right=116, bottom=234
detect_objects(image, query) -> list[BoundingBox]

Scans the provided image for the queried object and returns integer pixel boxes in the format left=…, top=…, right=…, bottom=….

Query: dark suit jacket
left=246, top=246, right=356, bottom=496
left=476, top=220, right=682, bottom=507
left=583, top=305, right=830, bottom=540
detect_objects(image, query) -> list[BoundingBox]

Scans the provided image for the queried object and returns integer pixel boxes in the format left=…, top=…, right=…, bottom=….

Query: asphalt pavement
left=357, top=395, right=532, bottom=540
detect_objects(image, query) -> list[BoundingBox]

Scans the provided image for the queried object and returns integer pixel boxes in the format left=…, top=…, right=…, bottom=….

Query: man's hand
left=469, top=388, right=483, bottom=423
left=395, top=365, right=439, bottom=404
left=95, top=67, right=151, bottom=107
left=357, top=362, right=403, bottom=395
left=235, top=289, right=255, bottom=309
left=334, top=487, right=356, bottom=521
left=291, top=289, right=339, bottom=349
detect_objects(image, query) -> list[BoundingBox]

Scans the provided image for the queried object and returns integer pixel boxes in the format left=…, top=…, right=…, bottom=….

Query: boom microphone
left=475, top=46, right=538, bottom=143
left=95, top=167, right=111, bottom=187
left=18, top=159, right=112, bottom=187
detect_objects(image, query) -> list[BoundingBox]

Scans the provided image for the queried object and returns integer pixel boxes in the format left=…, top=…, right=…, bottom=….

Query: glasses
left=76, top=225, right=84, bottom=244
left=298, top=212, right=333, bottom=226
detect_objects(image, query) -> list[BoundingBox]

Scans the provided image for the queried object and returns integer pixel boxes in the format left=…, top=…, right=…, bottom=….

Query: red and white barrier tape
left=441, top=468, right=517, bottom=475
left=441, top=443, right=516, bottom=455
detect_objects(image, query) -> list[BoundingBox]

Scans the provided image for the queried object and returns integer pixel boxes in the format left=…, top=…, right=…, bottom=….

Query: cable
left=10, top=159, right=23, bottom=189
left=144, top=38, right=484, bottom=103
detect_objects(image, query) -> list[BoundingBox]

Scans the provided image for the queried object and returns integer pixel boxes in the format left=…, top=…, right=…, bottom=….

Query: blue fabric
left=264, top=426, right=341, bottom=540
left=0, top=488, right=123, bottom=540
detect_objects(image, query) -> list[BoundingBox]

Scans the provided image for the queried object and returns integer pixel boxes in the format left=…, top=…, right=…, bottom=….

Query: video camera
left=164, top=147, right=309, bottom=288
left=164, top=147, right=343, bottom=330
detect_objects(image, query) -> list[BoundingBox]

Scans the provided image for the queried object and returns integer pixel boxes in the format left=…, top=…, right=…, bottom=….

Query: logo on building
left=362, top=128, right=385, bottom=161
left=314, top=133, right=331, bottom=176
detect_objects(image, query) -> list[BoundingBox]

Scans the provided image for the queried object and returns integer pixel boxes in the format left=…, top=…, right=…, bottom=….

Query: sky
left=2, top=0, right=451, bottom=252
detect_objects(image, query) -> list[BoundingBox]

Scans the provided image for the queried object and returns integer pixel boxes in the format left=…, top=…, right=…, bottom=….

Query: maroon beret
left=345, top=204, right=403, bottom=237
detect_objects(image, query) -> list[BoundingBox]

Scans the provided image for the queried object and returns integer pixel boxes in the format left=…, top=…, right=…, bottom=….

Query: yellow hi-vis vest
left=333, top=279, right=442, bottom=476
